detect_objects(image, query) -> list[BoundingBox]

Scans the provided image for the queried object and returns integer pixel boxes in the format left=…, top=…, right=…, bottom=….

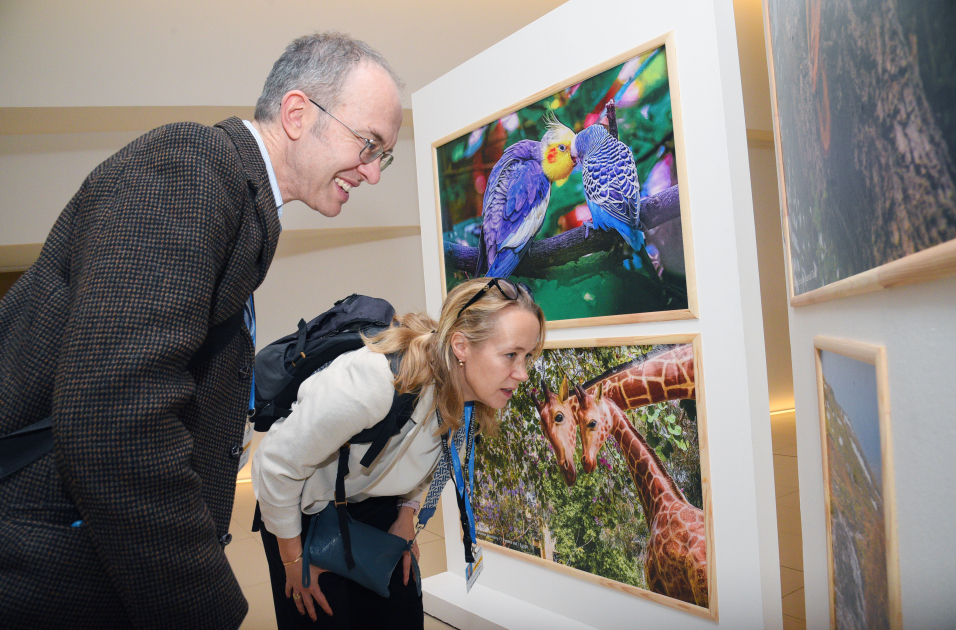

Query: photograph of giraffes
left=472, top=339, right=713, bottom=614
left=435, top=37, right=692, bottom=328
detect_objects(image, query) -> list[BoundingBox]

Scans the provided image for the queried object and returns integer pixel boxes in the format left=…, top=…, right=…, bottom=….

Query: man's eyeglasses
left=457, top=278, right=534, bottom=319
left=309, top=98, right=394, bottom=171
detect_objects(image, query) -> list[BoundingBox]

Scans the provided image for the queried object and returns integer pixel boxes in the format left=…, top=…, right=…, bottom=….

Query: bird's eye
left=559, top=144, right=567, bottom=152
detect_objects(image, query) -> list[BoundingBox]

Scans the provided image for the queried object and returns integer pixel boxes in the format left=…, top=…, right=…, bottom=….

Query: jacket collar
left=215, top=117, right=282, bottom=287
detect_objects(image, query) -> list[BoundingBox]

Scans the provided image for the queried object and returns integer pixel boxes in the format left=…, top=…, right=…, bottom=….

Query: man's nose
left=357, top=159, right=383, bottom=185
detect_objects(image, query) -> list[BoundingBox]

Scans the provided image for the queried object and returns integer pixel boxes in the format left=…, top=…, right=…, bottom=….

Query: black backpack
left=252, top=293, right=417, bottom=469
left=250, top=294, right=421, bottom=569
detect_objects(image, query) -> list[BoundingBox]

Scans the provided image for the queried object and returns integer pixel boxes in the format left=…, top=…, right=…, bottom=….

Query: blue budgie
left=571, top=121, right=644, bottom=254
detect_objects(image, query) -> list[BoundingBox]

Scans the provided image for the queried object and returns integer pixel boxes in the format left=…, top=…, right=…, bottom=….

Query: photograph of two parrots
left=437, top=44, right=685, bottom=324
left=477, top=102, right=644, bottom=279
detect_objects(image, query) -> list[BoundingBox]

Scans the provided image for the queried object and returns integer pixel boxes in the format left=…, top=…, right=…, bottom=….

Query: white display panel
left=413, top=0, right=781, bottom=627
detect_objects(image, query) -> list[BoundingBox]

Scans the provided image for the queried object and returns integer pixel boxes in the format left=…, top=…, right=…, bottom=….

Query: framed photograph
left=813, top=337, right=901, bottom=629
left=764, top=0, right=956, bottom=306
left=433, top=31, right=696, bottom=329
left=472, top=334, right=716, bottom=620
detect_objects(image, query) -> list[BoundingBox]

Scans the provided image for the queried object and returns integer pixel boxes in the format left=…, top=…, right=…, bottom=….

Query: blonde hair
left=364, top=278, right=546, bottom=435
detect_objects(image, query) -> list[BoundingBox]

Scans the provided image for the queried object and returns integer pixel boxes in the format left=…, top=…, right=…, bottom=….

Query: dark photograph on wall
left=767, top=0, right=956, bottom=304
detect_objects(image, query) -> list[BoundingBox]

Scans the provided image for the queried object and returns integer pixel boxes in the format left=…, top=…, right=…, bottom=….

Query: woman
left=252, top=278, right=545, bottom=629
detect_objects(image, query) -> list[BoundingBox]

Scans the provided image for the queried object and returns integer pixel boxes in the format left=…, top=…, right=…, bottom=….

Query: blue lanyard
left=245, top=295, right=256, bottom=412
left=447, top=403, right=476, bottom=551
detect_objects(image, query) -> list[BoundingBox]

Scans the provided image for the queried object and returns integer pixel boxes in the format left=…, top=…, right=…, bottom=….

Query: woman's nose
left=514, top=363, right=529, bottom=382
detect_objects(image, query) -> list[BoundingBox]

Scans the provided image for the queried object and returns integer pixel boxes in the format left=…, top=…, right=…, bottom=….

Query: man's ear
left=451, top=331, right=469, bottom=363
left=279, top=91, right=310, bottom=141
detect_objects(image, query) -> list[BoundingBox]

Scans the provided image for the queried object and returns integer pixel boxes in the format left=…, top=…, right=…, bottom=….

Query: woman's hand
left=278, top=536, right=333, bottom=620
left=388, top=505, right=420, bottom=585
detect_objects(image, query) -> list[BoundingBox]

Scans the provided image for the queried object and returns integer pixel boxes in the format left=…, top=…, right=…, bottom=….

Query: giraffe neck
left=607, top=403, right=684, bottom=519
left=598, top=345, right=695, bottom=411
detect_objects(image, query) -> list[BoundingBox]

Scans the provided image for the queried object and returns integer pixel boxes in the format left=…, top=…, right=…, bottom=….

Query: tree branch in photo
left=444, top=185, right=681, bottom=278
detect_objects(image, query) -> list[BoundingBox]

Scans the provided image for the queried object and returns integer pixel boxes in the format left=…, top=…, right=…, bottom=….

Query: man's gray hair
left=254, top=31, right=404, bottom=124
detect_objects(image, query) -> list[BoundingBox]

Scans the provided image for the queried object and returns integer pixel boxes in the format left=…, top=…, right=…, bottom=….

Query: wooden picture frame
left=431, top=31, right=697, bottom=329
left=472, top=334, right=717, bottom=620
left=813, top=337, right=901, bottom=629
left=763, top=0, right=956, bottom=307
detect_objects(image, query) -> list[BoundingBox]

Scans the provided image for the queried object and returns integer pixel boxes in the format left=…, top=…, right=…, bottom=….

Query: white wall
left=749, top=144, right=793, bottom=411
left=0, top=0, right=568, bottom=110
left=0, top=131, right=142, bottom=246
left=0, top=131, right=421, bottom=247
left=253, top=230, right=428, bottom=349
left=788, top=275, right=956, bottom=629
left=414, top=0, right=781, bottom=627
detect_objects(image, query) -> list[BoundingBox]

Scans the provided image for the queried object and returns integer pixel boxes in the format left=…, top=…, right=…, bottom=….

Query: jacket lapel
left=215, top=117, right=281, bottom=289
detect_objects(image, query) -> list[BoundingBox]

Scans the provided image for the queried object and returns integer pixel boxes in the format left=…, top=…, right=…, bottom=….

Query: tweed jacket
left=0, top=117, right=281, bottom=629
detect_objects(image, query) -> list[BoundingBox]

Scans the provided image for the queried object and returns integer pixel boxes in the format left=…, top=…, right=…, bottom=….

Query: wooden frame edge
left=482, top=540, right=714, bottom=620
left=427, top=30, right=699, bottom=326
left=791, top=238, right=956, bottom=307
left=812, top=336, right=901, bottom=630
left=665, top=30, right=700, bottom=320
left=546, top=307, right=696, bottom=330
left=486, top=333, right=717, bottom=621
left=813, top=344, right=836, bottom=629
left=761, top=0, right=799, bottom=305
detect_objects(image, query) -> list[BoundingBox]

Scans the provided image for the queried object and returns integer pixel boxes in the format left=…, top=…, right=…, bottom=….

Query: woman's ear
left=450, top=331, right=469, bottom=363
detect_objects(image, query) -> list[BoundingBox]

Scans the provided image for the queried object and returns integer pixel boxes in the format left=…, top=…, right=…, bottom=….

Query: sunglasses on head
left=456, top=278, right=534, bottom=319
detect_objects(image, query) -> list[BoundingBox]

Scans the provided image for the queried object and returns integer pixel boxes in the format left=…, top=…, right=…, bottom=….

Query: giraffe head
left=573, top=382, right=615, bottom=474
left=533, top=376, right=578, bottom=486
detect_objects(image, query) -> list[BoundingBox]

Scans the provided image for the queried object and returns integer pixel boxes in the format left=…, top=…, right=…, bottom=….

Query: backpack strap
left=334, top=442, right=357, bottom=569
left=0, top=417, right=53, bottom=480
left=329, top=351, right=417, bottom=569
left=188, top=308, right=245, bottom=371
left=350, top=352, right=417, bottom=467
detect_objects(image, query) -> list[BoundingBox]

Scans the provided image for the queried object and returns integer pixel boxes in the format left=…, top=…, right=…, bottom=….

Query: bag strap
left=0, top=309, right=246, bottom=481
left=292, top=319, right=308, bottom=367
left=0, top=416, right=54, bottom=480
left=188, top=307, right=245, bottom=371
left=329, top=352, right=416, bottom=570
left=333, top=442, right=357, bottom=570
left=301, top=506, right=322, bottom=588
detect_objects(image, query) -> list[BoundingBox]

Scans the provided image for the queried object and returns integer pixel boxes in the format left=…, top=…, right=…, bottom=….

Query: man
left=0, top=32, right=403, bottom=629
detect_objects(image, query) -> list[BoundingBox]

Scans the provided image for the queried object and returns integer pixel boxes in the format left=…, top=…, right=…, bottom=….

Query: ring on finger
left=292, top=592, right=302, bottom=601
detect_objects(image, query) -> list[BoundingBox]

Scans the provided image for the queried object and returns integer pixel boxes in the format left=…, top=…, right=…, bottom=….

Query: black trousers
left=258, top=496, right=424, bottom=630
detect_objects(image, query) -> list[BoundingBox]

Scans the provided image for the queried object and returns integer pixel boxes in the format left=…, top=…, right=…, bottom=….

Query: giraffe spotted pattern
left=534, top=344, right=707, bottom=607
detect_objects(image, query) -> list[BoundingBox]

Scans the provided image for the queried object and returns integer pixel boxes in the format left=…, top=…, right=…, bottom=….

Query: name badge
left=465, top=545, right=484, bottom=593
